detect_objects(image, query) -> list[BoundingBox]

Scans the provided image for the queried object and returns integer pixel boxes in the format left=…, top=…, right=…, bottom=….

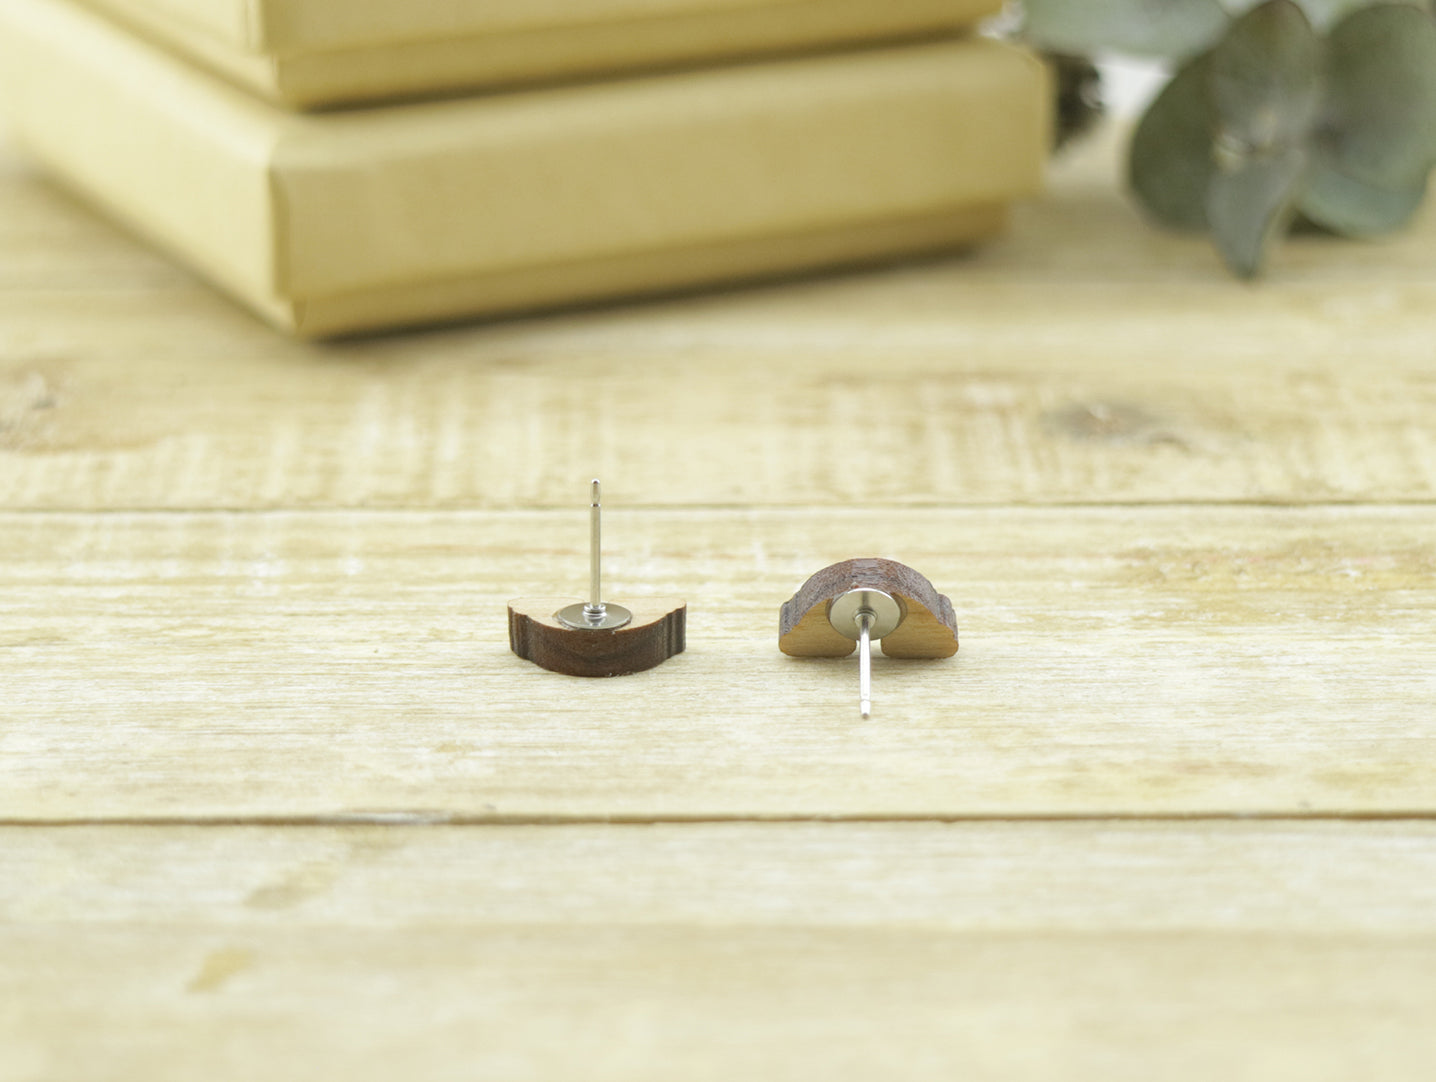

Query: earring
left=508, top=480, right=685, bottom=677
left=779, top=558, right=958, bottom=716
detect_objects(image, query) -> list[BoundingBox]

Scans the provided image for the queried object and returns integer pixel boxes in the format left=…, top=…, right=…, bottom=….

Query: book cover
left=0, top=0, right=1049, bottom=337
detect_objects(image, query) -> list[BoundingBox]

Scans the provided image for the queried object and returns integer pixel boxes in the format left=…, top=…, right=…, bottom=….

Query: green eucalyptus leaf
left=1299, top=166, right=1428, bottom=233
left=1294, top=0, right=1398, bottom=28
left=1207, top=145, right=1308, bottom=275
left=1210, top=0, right=1321, bottom=152
left=1023, top=0, right=1230, bottom=57
left=1130, top=54, right=1218, bottom=229
left=1318, top=3, right=1436, bottom=188
left=1221, top=0, right=1410, bottom=31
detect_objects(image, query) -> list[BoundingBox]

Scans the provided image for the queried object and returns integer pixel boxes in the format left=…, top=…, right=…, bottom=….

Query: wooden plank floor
left=2, top=120, right=1435, bottom=1078
left=7, top=822, right=1436, bottom=1081
left=4, top=507, right=1434, bottom=819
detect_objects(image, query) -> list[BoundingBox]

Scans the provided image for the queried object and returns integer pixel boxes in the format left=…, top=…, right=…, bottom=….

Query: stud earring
left=779, top=558, right=959, bottom=716
left=508, top=480, right=686, bottom=677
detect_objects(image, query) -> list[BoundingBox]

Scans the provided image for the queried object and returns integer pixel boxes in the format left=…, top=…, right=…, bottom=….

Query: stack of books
left=0, top=0, right=1049, bottom=337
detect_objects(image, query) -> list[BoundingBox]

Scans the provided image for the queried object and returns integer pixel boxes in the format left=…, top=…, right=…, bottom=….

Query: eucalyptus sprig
left=1022, top=0, right=1436, bottom=277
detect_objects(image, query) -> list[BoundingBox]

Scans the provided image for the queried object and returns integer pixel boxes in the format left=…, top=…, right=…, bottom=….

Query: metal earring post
left=826, top=588, right=901, bottom=718
left=583, top=479, right=605, bottom=623
left=856, top=609, right=874, bottom=718
left=556, top=479, right=632, bottom=631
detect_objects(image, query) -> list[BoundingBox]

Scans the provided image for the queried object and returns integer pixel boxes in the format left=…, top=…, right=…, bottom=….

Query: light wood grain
left=4, top=821, right=1436, bottom=1081
left=2, top=505, right=1431, bottom=820
left=9, top=821, right=1436, bottom=930
left=5, top=109, right=1436, bottom=1082
left=2, top=128, right=1436, bottom=510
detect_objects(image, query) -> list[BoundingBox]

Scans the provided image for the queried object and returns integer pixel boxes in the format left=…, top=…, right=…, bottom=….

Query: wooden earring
left=779, top=558, right=959, bottom=716
left=508, top=480, right=685, bottom=677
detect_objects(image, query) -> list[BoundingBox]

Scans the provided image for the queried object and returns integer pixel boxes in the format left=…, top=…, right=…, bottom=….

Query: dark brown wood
left=508, top=596, right=687, bottom=677
left=778, top=558, right=959, bottom=659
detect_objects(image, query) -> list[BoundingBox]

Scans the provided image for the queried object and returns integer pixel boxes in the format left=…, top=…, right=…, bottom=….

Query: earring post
left=857, top=609, right=873, bottom=718
left=555, top=479, right=632, bottom=632
left=585, top=479, right=603, bottom=620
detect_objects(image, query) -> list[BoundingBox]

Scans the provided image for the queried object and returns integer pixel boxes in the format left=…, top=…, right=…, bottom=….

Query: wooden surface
left=3, top=118, right=1436, bottom=1078
left=7, top=821, right=1436, bottom=1081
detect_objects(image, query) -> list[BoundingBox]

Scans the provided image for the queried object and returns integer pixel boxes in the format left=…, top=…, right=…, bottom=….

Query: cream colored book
left=75, top=0, right=1004, bottom=107
left=0, top=0, right=1049, bottom=338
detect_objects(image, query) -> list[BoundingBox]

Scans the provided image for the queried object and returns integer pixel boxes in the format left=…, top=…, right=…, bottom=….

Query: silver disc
left=555, top=602, right=633, bottom=631
left=827, top=589, right=903, bottom=640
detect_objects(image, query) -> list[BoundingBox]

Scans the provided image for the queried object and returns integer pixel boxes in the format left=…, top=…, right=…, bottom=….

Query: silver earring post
left=828, top=588, right=901, bottom=718
left=556, top=479, right=632, bottom=631
left=584, top=479, right=604, bottom=621
left=856, top=609, right=874, bottom=718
